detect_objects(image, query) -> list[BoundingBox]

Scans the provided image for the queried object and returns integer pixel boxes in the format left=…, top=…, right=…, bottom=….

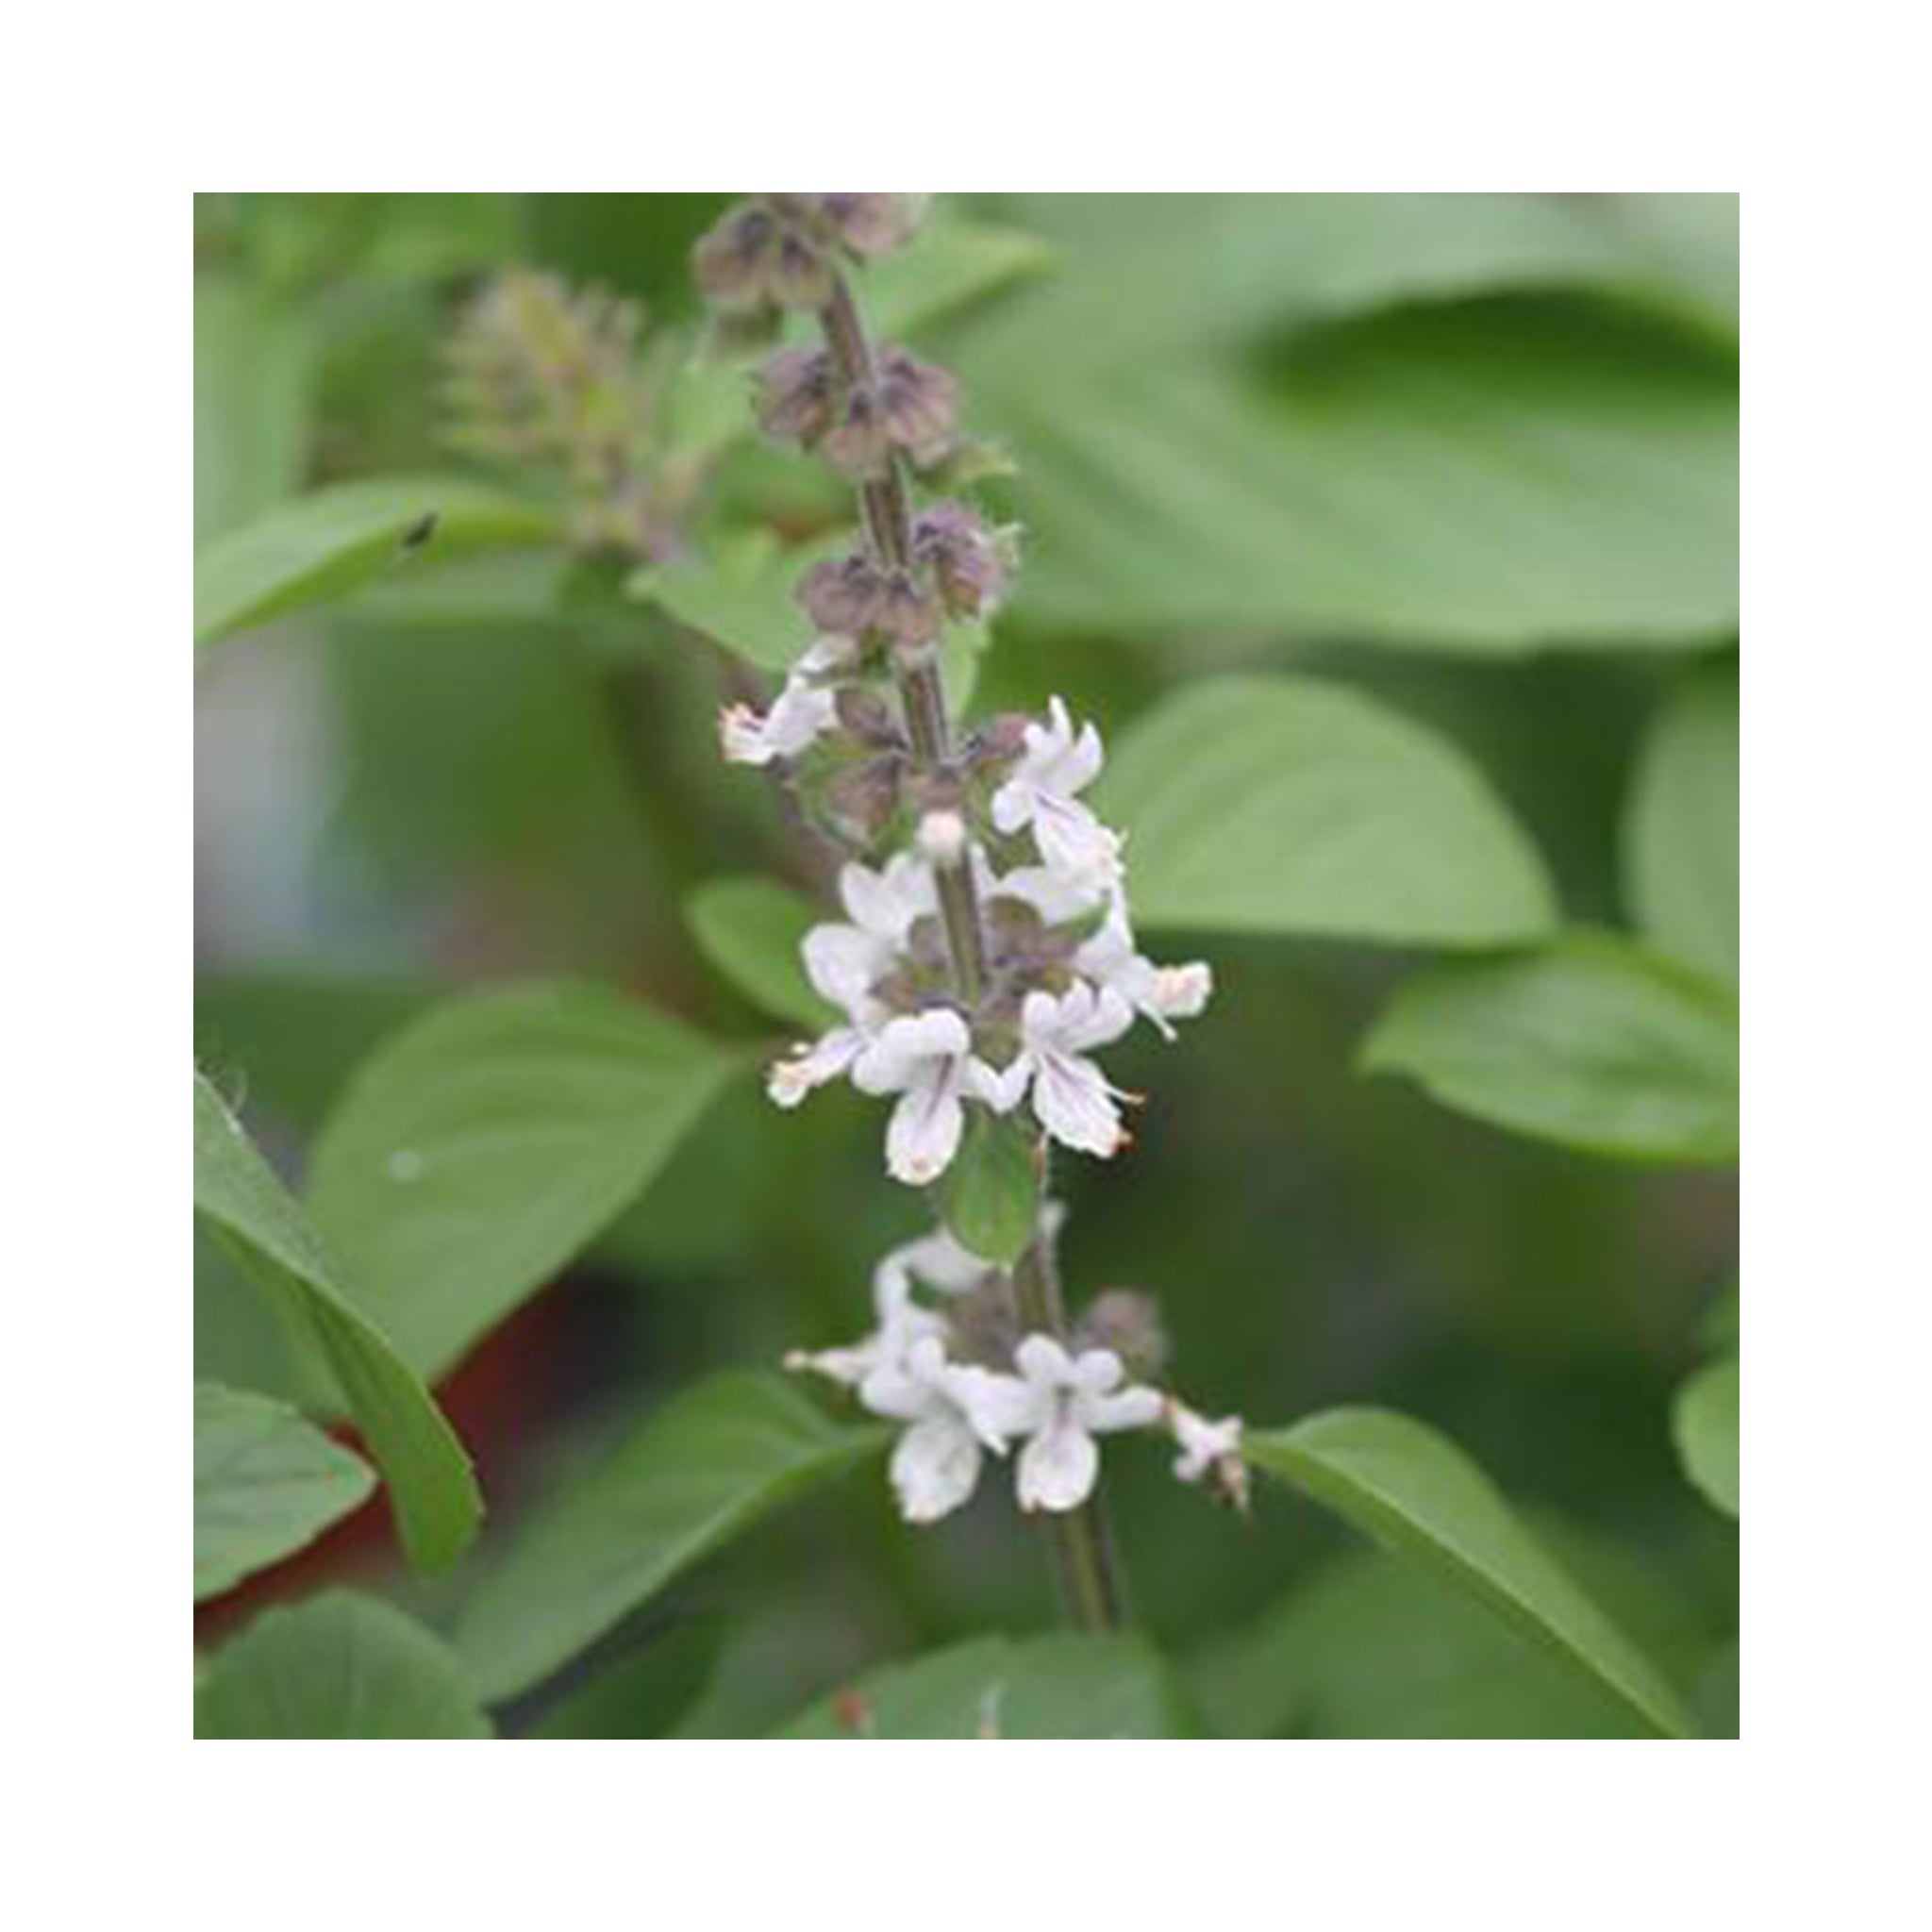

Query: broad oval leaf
left=1097, top=675, right=1557, bottom=945
left=1624, top=659, right=1739, bottom=986
left=194, top=474, right=559, bottom=648
left=778, top=1631, right=1193, bottom=1739
left=685, top=876, right=826, bottom=1031
left=967, top=287, right=1737, bottom=651
left=193, top=1074, right=481, bottom=1572
left=194, top=1382, right=374, bottom=1602
left=1360, top=930, right=1739, bottom=1164
left=1672, top=1356, right=1740, bottom=1518
left=307, top=982, right=741, bottom=1380
left=455, top=1372, right=886, bottom=1703
left=195, top=1591, right=491, bottom=1740
left=1245, top=1407, right=1695, bottom=1739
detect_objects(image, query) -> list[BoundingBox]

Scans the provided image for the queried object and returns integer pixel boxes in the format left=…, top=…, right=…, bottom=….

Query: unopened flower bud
left=754, top=347, right=837, bottom=446
left=693, top=201, right=836, bottom=312
left=814, top=193, right=925, bottom=259
left=910, top=502, right=1008, bottom=620
left=916, top=808, right=970, bottom=869
left=821, top=755, right=908, bottom=844
left=967, top=712, right=1033, bottom=772
left=1071, top=1290, right=1172, bottom=1381
left=834, top=686, right=902, bottom=747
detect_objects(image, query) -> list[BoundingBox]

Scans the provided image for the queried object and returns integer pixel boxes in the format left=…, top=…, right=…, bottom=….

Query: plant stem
left=1012, top=1224, right=1127, bottom=1631
left=818, top=267, right=1126, bottom=1634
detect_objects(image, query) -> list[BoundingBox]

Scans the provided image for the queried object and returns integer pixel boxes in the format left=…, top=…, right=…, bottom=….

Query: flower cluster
left=787, top=1228, right=1246, bottom=1523
left=752, top=696, right=1210, bottom=1184
left=441, top=268, right=696, bottom=561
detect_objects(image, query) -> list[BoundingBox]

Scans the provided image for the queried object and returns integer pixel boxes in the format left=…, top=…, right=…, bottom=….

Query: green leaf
left=1096, top=675, right=1557, bottom=946
left=1624, top=658, right=1740, bottom=985
left=195, top=1591, right=491, bottom=1740
left=194, top=276, right=316, bottom=543
left=1361, top=931, right=1739, bottom=1163
left=684, top=876, right=826, bottom=1031
left=777, top=1631, right=1193, bottom=1739
left=1189, top=1532, right=1703, bottom=1740
left=525, top=1616, right=725, bottom=1740
left=970, top=301, right=1736, bottom=652
left=192, top=1074, right=481, bottom=1572
left=194, top=1382, right=375, bottom=1602
left=941, top=1113, right=1041, bottom=1267
left=194, top=474, right=559, bottom=648
left=1673, top=1356, right=1740, bottom=1518
left=861, top=216, right=1056, bottom=340
left=629, top=528, right=841, bottom=674
left=307, top=982, right=741, bottom=1380
left=455, top=1372, right=886, bottom=1702
left=1245, top=1407, right=1696, bottom=1738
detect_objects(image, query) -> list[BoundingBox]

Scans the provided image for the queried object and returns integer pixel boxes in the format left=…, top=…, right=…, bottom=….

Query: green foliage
left=1245, top=1407, right=1695, bottom=1738
left=194, top=277, right=316, bottom=542
left=630, top=529, right=844, bottom=674
left=685, top=876, right=827, bottom=1030
left=1098, top=674, right=1557, bottom=945
left=455, top=1373, right=886, bottom=1702
left=777, top=1631, right=1192, bottom=1739
left=194, top=474, right=559, bottom=647
left=194, top=1382, right=374, bottom=1601
left=1673, top=1356, right=1740, bottom=1518
left=306, top=983, right=741, bottom=1380
left=192, top=1074, right=481, bottom=1571
left=941, top=1112, right=1042, bottom=1267
left=1361, top=931, right=1739, bottom=1163
left=1624, top=658, right=1740, bottom=985
left=196, top=1592, right=491, bottom=1740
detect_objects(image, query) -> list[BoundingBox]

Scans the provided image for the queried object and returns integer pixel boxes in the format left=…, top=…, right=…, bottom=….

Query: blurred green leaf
left=195, top=277, right=317, bottom=543
left=971, top=194, right=1736, bottom=372
left=777, top=1631, right=1192, bottom=1739
left=629, top=528, right=841, bottom=674
left=1098, top=674, right=1557, bottom=945
left=941, top=1114, right=1041, bottom=1267
left=194, top=474, right=559, bottom=648
left=525, top=1617, right=725, bottom=1740
left=193, top=1074, right=481, bottom=1572
left=1246, top=1407, right=1695, bottom=1738
left=975, top=303, right=1735, bottom=651
left=196, top=1591, right=491, bottom=1740
left=861, top=216, right=1056, bottom=340
left=1624, top=658, right=1740, bottom=985
left=194, top=1382, right=373, bottom=1602
left=455, top=1372, right=886, bottom=1702
left=685, top=876, right=826, bottom=1030
left=1189, top=1533, right=1702, bottom=1739
left=1673, top=1356, right=1740, bottom=1518
left=307, top=983, right=741, bottom=1381
left=1361, top=931, right=1739, bottom=1163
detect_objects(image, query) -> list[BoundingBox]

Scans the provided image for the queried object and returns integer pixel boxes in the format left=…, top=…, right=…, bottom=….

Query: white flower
left=717, top=638, right=849, bottom=766
left=980, top=857, right=1108, bottom=927
left=1169, top=1403, right=1242, bottom=1483
left=1075, top=897, right=1213, bottom=1041
left=873, top=1226, right=995, bottom=1313
left=800, top=854, right=937, bottom=1019
left=1006, top=983, right=1137, bottom=1158
left=783, top=1289, right=943, bottom=1391
left=991, top=696, right=1124, bottom=887
left=860, top=1335, right=1024, bottom=1524
left=1000, top=1334, right=1162, bottom=1513
left=852, top=1008, right=1017, bottom=1186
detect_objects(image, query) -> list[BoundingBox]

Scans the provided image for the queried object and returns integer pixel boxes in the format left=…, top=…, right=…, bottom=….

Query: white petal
left=884, top=1063, right=967, bottom=1185
left=841, top=853, right=933, bottom=941
left=1063, top=982, right=1136, bottom=1054
left=760, top=679, right=839, bottom=758
left=852, top=1008, right=972, bottom=1095
left=951, top=1367, right=1036, bottom=1449
left=891, top=1414, right=984, bottom=1523
left=801, top=922, right=882, bottom=1013
left=1081, top=1384, right=1163, bottom=1436
left=989, top=774, right=1032, bottom=839
left=767, top=1027, right=865, bottom=1108
left=1015, top=1332, right=1074, bottom=1387
left=966, top=1054, right=1031, bottom=1115
left=1016, top=1421, right=1100, bottom=1513
left=1030, top=1049, right=1125, bottom=1158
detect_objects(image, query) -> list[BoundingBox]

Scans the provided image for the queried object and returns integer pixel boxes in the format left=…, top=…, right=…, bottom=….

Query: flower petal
left=1030, top=1048, right=1125, bottom=1158
left=852, top=1008, right=971, bottom=1095
left=884, top=1063, right=967, bottom=1185
left=767, top=1026, right=865, bottom=1108
left=1016, top=1419, right=1100, bottom=1513
left=891, top=1414, right=985, bottom=1524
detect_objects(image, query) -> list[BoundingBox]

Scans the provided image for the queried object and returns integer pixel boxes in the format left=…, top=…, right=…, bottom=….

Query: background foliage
left=194, top=192, right=1738, bottom=1740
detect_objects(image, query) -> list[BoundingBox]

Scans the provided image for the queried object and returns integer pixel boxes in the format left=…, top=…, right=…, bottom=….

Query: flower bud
left=916, top=808, right=970, bottom=869
left=1070, top=1289, right=1172, bottom=1381
left=834, top=686, right=903, bottom=748
left=910, top=502, right=1009, bottom=619
left=753, top=347, right=837, bottom=447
